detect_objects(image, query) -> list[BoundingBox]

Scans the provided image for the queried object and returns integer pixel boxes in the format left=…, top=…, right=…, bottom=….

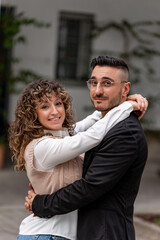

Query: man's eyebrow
left=90, top=76, right=114, bottom=81
left=102, top=77, right=114, bottom=81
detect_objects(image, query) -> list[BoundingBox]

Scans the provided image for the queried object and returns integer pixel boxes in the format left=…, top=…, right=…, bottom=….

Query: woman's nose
left=50, top=105, right=58, bottom=114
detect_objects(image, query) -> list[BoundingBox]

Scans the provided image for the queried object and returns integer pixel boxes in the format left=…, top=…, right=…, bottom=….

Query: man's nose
left=95, top=82, right=104, bottom=95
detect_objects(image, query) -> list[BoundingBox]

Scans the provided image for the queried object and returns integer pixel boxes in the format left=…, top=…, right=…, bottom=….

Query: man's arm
left=30, top=119, right=138, bottom=218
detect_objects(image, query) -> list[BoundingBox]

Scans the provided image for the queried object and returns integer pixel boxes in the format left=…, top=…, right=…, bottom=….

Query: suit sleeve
left=32, top=121, right=138, bottom=218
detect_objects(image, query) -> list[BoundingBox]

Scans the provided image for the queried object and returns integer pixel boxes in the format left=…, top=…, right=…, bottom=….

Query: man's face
left=90, top=65, right=130, bottom=117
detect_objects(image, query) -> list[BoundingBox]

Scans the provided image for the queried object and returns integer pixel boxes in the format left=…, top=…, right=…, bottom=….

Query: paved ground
left=0, top=159, right=160, bottom=240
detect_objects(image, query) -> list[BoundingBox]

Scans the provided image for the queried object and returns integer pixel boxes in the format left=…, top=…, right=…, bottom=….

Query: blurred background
left=0, top=0, right=160, bottom=239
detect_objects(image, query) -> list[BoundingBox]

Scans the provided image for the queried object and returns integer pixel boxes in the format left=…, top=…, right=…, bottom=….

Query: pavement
left=0, top=158, right=160, bottom=240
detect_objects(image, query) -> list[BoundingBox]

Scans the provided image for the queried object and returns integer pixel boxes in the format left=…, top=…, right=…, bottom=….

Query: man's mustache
left=93, top=95, right=109, bottom=100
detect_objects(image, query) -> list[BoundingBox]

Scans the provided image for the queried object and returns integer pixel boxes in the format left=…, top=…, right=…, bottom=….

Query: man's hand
left=127, top=94, right=148, bottom=120
left=25, top=183, right=37, bottom=214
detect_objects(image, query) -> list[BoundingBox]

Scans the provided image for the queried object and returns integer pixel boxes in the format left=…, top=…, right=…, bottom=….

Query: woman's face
left=36, top=94, right=66, bottom=131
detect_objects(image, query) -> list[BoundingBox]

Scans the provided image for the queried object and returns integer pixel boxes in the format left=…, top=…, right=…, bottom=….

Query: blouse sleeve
left=74, top=110, right=101, bottom=134
left=34, top=101, right=133, bottom=171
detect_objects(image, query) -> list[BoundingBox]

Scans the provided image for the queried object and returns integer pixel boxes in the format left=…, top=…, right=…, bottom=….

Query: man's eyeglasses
left=86, top=79, right=127, bottom=89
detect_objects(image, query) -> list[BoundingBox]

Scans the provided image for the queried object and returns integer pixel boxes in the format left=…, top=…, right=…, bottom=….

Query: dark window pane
left=56, top=12, right=94, bottom=82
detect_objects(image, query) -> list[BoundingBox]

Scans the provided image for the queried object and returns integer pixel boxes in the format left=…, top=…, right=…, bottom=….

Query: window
left=56, top=12, right=94, bottom=83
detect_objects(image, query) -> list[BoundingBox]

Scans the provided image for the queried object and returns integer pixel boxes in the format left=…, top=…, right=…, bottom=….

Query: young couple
left=9, top=56, right=148, bottom=240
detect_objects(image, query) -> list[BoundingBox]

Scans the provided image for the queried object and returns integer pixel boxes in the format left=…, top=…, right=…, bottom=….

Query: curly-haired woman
left=9, top=79, right=146, bottom=240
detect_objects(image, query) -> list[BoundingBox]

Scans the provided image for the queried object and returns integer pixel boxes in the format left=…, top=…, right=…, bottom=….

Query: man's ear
left=122, top=82, right=131, bottom=98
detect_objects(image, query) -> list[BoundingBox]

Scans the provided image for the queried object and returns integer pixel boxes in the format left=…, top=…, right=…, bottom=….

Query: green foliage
left=0, top=136, right=5, bottom=145
left=91, top=19, right=160, bottom=84
left=0, top=8, right=51, bottom=89
left=1, top=11, right=51, bottom=49
left=156, top=218, right=160, bottom=226
left=9, top=70, right=42, bottom=93
left=0, top=7, right=51, bottom=142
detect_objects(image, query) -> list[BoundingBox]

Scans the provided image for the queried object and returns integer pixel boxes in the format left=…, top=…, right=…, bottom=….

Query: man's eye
left=91, top=81, right=98, bottom=86
left=104, top=81, right=112, bottom=87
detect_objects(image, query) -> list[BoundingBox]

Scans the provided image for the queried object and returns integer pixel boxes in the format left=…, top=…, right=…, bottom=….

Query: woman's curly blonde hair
left=9, top=79, right=75, bottom=172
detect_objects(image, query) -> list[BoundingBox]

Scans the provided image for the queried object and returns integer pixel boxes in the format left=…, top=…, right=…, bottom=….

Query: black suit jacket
left=33, top=112, right=148, bottom=240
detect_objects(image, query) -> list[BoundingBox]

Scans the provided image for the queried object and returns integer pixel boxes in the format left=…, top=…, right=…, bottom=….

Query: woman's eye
left=41, top=105, right=49, bottom=109
left=56, top=102, right=62, bottom=106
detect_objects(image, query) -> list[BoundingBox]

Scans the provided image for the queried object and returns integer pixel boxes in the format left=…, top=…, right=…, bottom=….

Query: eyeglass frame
left=86, top=78, right=128, bottom=89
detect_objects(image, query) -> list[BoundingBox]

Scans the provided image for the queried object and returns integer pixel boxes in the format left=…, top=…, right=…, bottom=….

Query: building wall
left=3, top=0, right=160, bottom=126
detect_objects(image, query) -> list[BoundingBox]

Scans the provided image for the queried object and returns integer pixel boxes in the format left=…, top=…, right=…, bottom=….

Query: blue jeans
left=16, top=235, right=70, bottom=240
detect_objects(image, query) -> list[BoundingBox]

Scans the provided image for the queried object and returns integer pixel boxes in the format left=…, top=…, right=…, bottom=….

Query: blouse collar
left=44, top=128, right=69, bottom=138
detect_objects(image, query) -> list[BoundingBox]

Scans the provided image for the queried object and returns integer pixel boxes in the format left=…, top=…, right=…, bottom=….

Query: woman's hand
left=127, top=94, right=148, bottom=120
left=25, top=183, right=37, bottom=214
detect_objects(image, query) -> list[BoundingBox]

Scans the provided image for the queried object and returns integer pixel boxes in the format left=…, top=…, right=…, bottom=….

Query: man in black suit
left=26, top=56, right=148, bottom=240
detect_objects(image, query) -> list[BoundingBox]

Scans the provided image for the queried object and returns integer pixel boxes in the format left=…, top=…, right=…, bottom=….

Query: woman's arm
left=74, top=110, right=101, bottom=134
left=74, top=94, right=148, bottom=133
left=34, top=102, right=133, bottom=171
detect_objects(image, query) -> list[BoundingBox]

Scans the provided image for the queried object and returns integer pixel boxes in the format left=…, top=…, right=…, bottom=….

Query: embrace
left=9, top=56, right=148, bottom=240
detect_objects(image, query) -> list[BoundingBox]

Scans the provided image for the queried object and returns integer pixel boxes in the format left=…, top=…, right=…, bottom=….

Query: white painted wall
left=3, top=0, right=160, bottom=127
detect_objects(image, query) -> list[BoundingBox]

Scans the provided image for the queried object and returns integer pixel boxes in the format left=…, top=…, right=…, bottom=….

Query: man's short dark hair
left=90, top=56, right=129, bottom=73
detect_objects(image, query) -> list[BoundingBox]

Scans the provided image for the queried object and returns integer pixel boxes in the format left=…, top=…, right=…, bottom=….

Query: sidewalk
left=0, top=159, right=160, bottom=240
left=135, top=160, right=160, bottom=215
left=0, top=169, right=29, bottom=240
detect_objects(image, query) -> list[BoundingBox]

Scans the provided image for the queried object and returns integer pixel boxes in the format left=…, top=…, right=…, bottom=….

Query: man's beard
left=92, top=90, right=122, bottom=112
